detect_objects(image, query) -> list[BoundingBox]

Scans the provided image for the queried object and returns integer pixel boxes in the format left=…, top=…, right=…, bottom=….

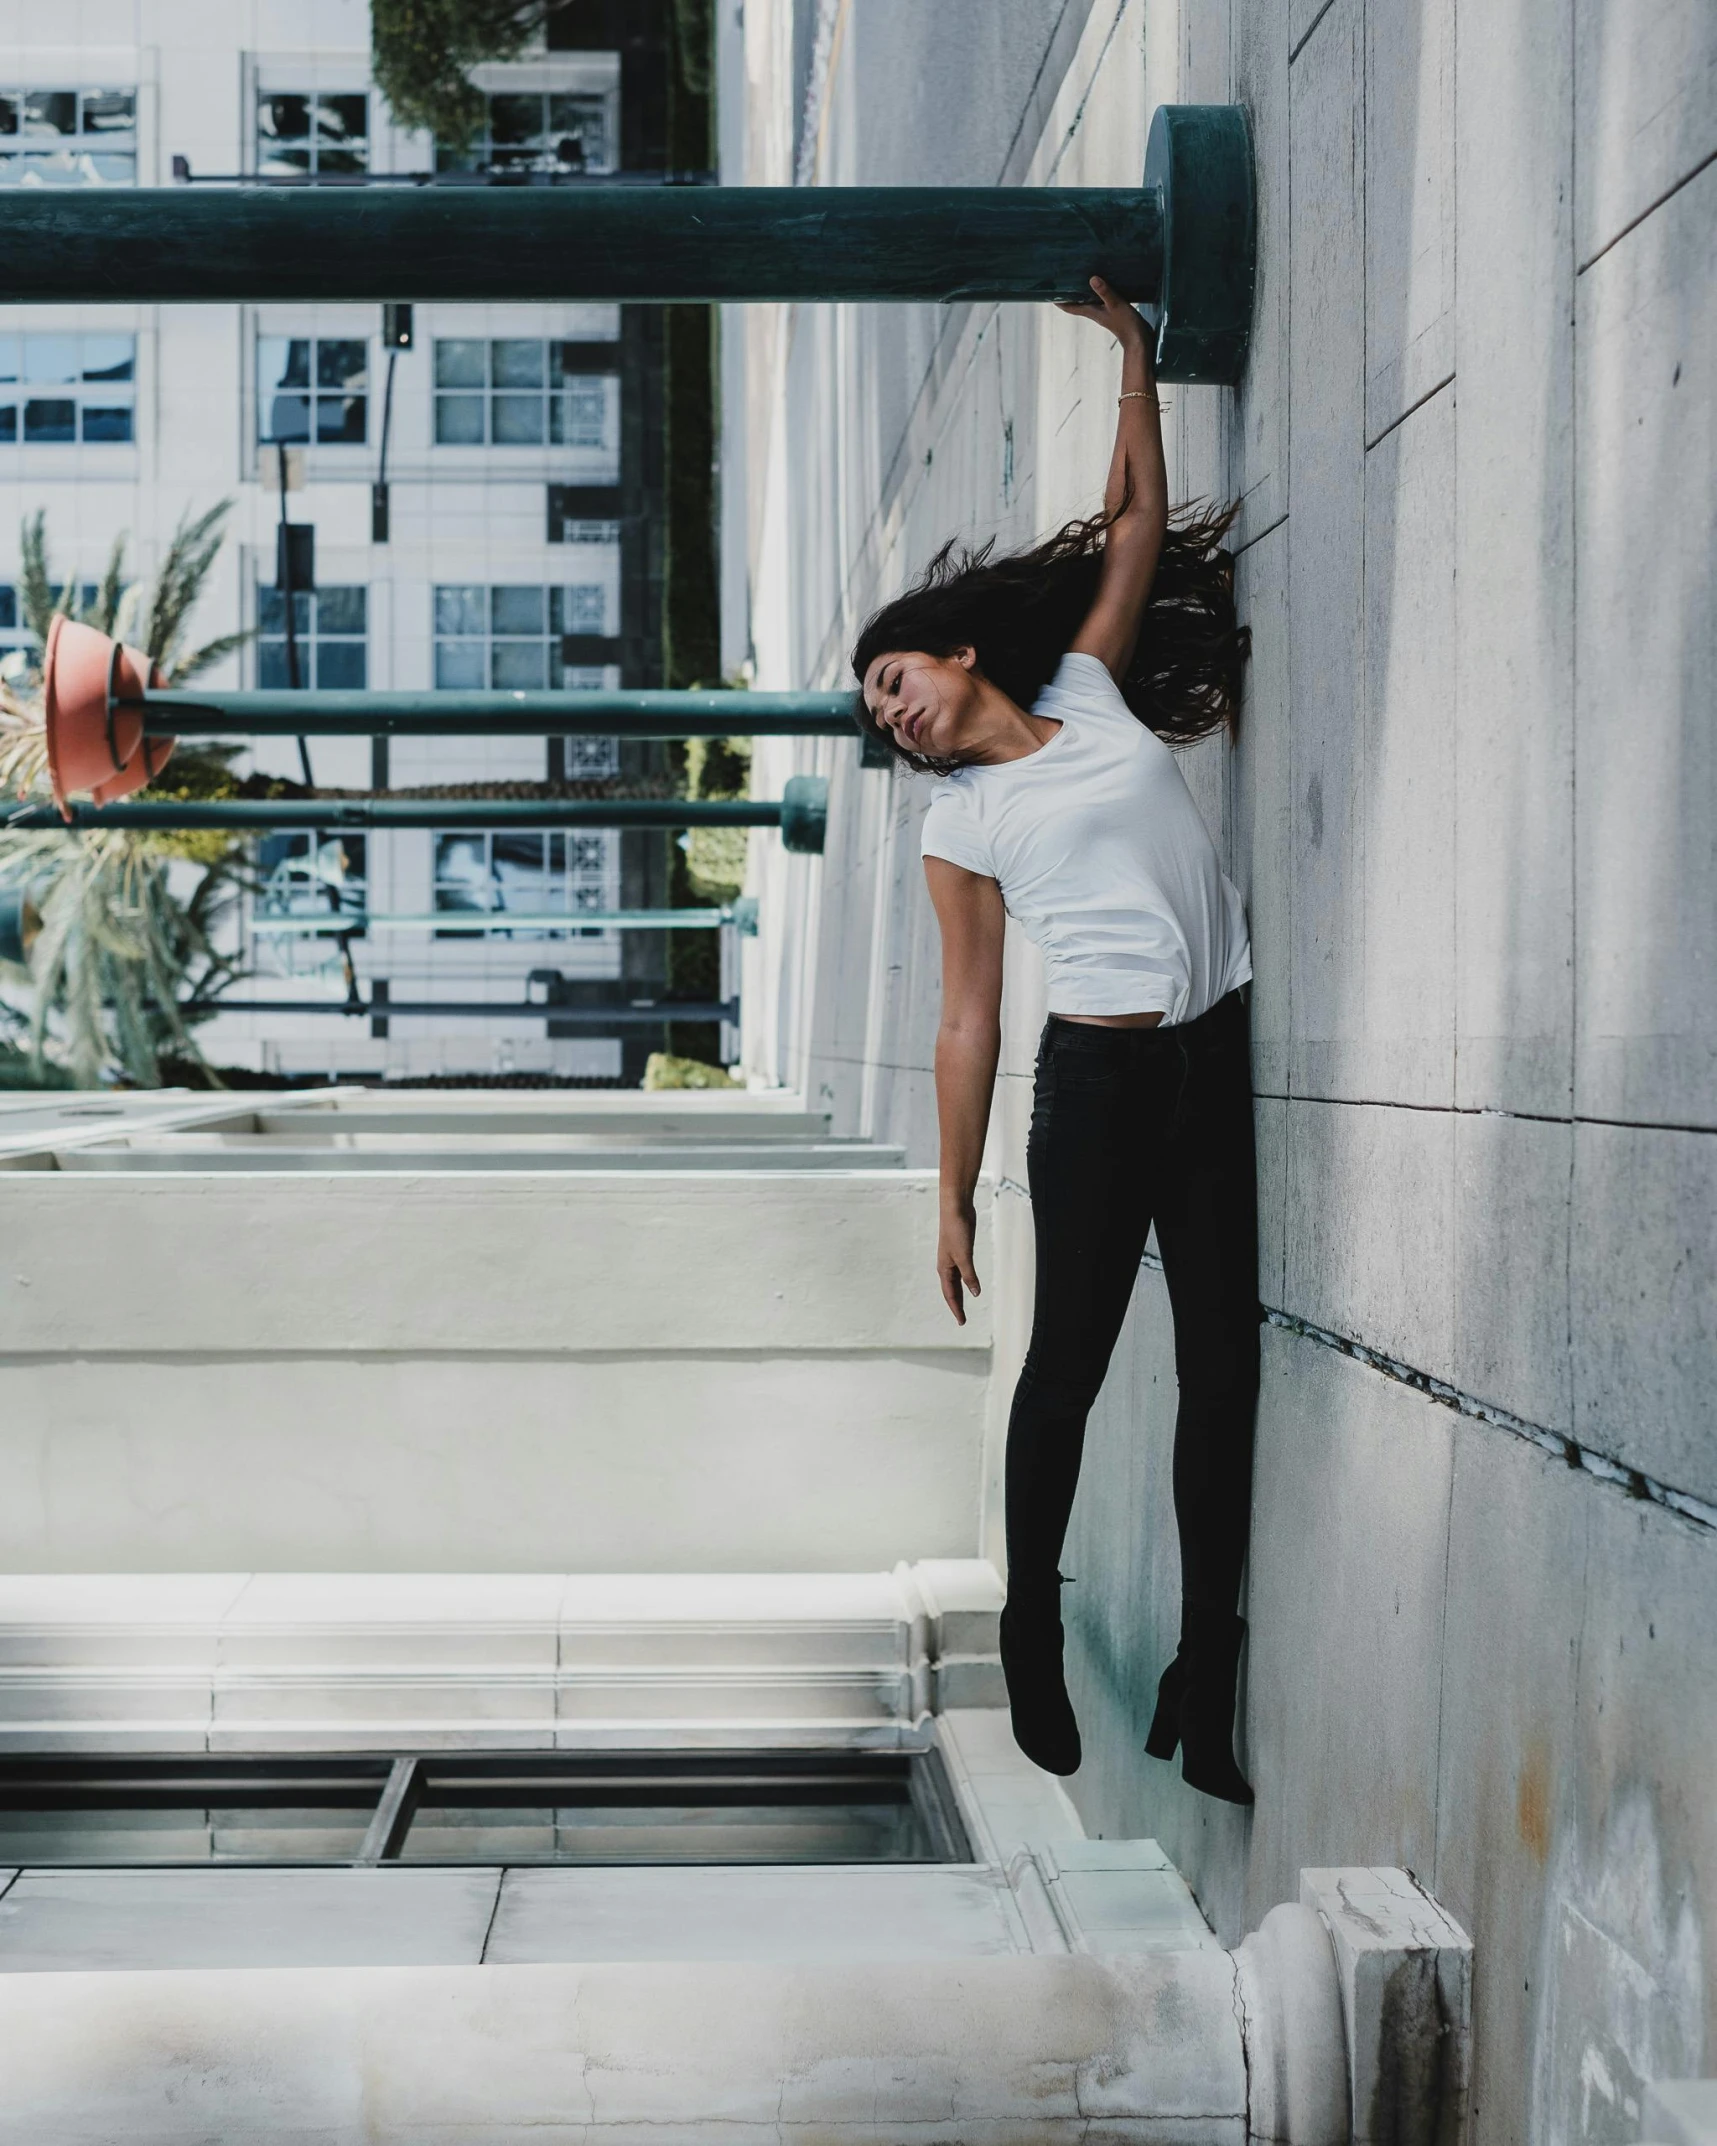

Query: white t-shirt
left=919, top=651, right=1252, bottom=1022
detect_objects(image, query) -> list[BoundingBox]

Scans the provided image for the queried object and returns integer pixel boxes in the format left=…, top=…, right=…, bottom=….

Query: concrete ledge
left=0, top=1170, right=989, bottom=1355
left=1300, top=1866, right=1474, bottom=2146
left=0, top=1951, right=1251, bottom=2143
left=0, top=1565, right=1003, bottom=1753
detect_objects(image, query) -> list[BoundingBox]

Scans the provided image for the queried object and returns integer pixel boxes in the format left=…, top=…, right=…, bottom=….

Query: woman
left=852, top=278, right=1257, bottom=1806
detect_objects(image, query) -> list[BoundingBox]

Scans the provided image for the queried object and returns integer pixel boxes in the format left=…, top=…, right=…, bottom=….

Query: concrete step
left=0, top=1565, right=1005, bottom=1754
left=50, top=1137, right=905, bottom=1172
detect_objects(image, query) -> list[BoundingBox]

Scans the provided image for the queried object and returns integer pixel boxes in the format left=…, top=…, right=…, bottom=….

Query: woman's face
left=861, top=647, right=982, bottom=759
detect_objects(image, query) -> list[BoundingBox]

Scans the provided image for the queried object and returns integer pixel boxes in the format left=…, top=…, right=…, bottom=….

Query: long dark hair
left=850, top=501, right=1248, bottom=774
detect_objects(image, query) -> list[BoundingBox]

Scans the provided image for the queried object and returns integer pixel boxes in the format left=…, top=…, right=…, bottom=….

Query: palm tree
left=0, top=502, right=252, bottom=1087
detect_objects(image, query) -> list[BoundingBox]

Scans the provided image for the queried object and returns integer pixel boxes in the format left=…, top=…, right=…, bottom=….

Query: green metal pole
left=0, top=187, right=1163, bottom=308
left=136, top=689, right=856, bottom=740
left=11, top=800, right=779, bottom=831
left=249, top=908, right=736, bottom=933
left=9, top=777, right=831, bottom=852
left=0, top=108, right=1256, bottom=382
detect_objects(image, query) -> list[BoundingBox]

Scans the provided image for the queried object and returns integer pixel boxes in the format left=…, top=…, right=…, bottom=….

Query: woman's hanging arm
left=925, top=856, right=1006, bottom=1326
left=1061, top=276, right=1169, bottom=682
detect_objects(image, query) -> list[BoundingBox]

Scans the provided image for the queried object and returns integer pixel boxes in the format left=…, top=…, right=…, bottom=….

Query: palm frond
left=86, top=534, right=129, bottom=636
left=17, top=511, right=56, bottom=647
left=0, top=498, right=254, bottom=1086
left=168, top=628, right=252, bottom=685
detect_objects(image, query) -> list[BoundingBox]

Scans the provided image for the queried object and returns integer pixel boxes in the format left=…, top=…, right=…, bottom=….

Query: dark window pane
left=491, top=394, right=543, bottom=446
left=23, top=93, right=76, bottom=139
left=259, top=94, right=311, bottom=142
left=489, top=586, right=544, bottom=636
left=434, top=642, right=484, bottom=689
left=81, top=336, right=133, bottom=382
left=434, top=339, right=484, bottom=389
left=315, top=392, right=366, bottom=444
left=316, top=95, right=368, bottom=143
left=265, top=393, right=311, bottom=444
left=258, top=588, right=286, bottom=634
left=488, top=94, right=542, bottom=145
left=0, top=405, right=17, bottom=443
left=256, top=639, right=290, bottom=687
left=314, top=640, right=365, bottom=690
left=258, top=145, right=311, bottom=178
left=491, top=640, right=546, bottom=690
left=491, top=339, right=542, bottom=389
left=434, top=585, right=484, bottom=637
left=80, top=403, right=132, bottom=443
left=0, top=99, right=16, bottom=138
left=316, top=148, right=366, bottom=176
left=81, top=91, right=135, bottom=134
left=317, top=340, right=367, bottom=391
left=434, top=394, right=484, bottom=445
left=434, top=834, right=491, bottom=906
left=23, top=398, right=76, bottom=442
left=0, top=588, right=15, bottom=628
left=316, top=586, right=367, bottom=635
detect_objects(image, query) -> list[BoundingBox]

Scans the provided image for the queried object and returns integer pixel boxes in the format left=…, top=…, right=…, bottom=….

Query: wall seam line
left=1135, top=1247, right=1717, bottom=1534
left=1575, top=144, right=1717, bottom=276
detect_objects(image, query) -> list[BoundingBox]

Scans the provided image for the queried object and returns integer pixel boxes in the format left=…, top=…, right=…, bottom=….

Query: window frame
left=0, top=333, right=137, bottom=447
left=0, top=85, right=137, bottom=187
left=432, top=339, right=618, bottom=454
left=256, top=332, right=371, bottom=449
left=254, top=88, right=371, bottom=181
left=256, top=584, right=369, bottom=692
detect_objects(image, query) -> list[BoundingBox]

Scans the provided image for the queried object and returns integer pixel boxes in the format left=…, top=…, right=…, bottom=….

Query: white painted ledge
left=0, top=1564, right=1005, bottom=1753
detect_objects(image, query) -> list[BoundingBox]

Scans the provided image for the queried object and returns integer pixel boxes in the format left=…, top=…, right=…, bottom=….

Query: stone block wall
left=731, top=0, right=1714, bottom=2132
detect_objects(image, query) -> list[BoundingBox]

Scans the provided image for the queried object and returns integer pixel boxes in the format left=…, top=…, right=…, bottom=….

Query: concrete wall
left=0, top=1171, right=991, bottom=1572
left=734, top=0, right=1716, bottom=2134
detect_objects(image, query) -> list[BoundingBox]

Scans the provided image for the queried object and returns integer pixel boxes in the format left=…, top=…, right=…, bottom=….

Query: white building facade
left=1, top=0, right=649, bottom=1082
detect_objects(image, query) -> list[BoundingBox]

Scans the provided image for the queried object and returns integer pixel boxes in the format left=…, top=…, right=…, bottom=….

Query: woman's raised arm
left=925, top=855, right=1006, bottom=1325
left=1060, top=276, right=1169, bottom=683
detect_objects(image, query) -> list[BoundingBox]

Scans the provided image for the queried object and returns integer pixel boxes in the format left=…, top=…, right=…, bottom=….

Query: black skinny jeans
left=1005, top=988, right=1261, bottom=1638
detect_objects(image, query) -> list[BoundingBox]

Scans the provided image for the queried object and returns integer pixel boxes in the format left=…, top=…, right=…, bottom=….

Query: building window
left=433, top=829, right=615, bottom=935
left=0, top=582, right=103, bottom=668
left=258, top=586, right=367, bottom=689
left=0, top=335, right=135, bottom=444
left=435, top=586, right=618, bottom=778
left=434, top=584, right=613, bottom=690
left=433, top=341, right=616, bottom=450
left=258, top=337, right=368, bottom=445
left=436, top=91, right=613, bottom=178
left=257, top=92, right=368, bottom=179
left=0, top=88, right=136, bottom=185
left=256, top=832, right=368, bottom=921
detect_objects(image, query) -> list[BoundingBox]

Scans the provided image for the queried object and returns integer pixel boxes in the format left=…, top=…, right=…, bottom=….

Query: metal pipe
left=250, top=909, right=734, bottom=934
left=133, top=689, right=856, bottom=739
left=11, top=800, right=781, bottom=831
left=12, top=775, right=829, bottom=852
left=0, top=187, right=1163, bottom=307
left=207, top=998, right=738, bottom=1024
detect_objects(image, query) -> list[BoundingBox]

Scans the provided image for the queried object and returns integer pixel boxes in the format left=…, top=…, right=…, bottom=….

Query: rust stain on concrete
left=1517, top=1740, right=1552, bottom=1865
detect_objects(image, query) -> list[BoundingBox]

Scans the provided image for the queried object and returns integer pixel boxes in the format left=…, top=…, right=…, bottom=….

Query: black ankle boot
left=1143, top=1651, right=1186, bottom=1761
left=1177, top=1613, right=1254, bottom=1806
left=998, top=1579, right=1081, bottom=1776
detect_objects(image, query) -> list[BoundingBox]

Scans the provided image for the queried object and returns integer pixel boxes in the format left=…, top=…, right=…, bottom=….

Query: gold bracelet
left=1118, top=390, right=1160, bottom=407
